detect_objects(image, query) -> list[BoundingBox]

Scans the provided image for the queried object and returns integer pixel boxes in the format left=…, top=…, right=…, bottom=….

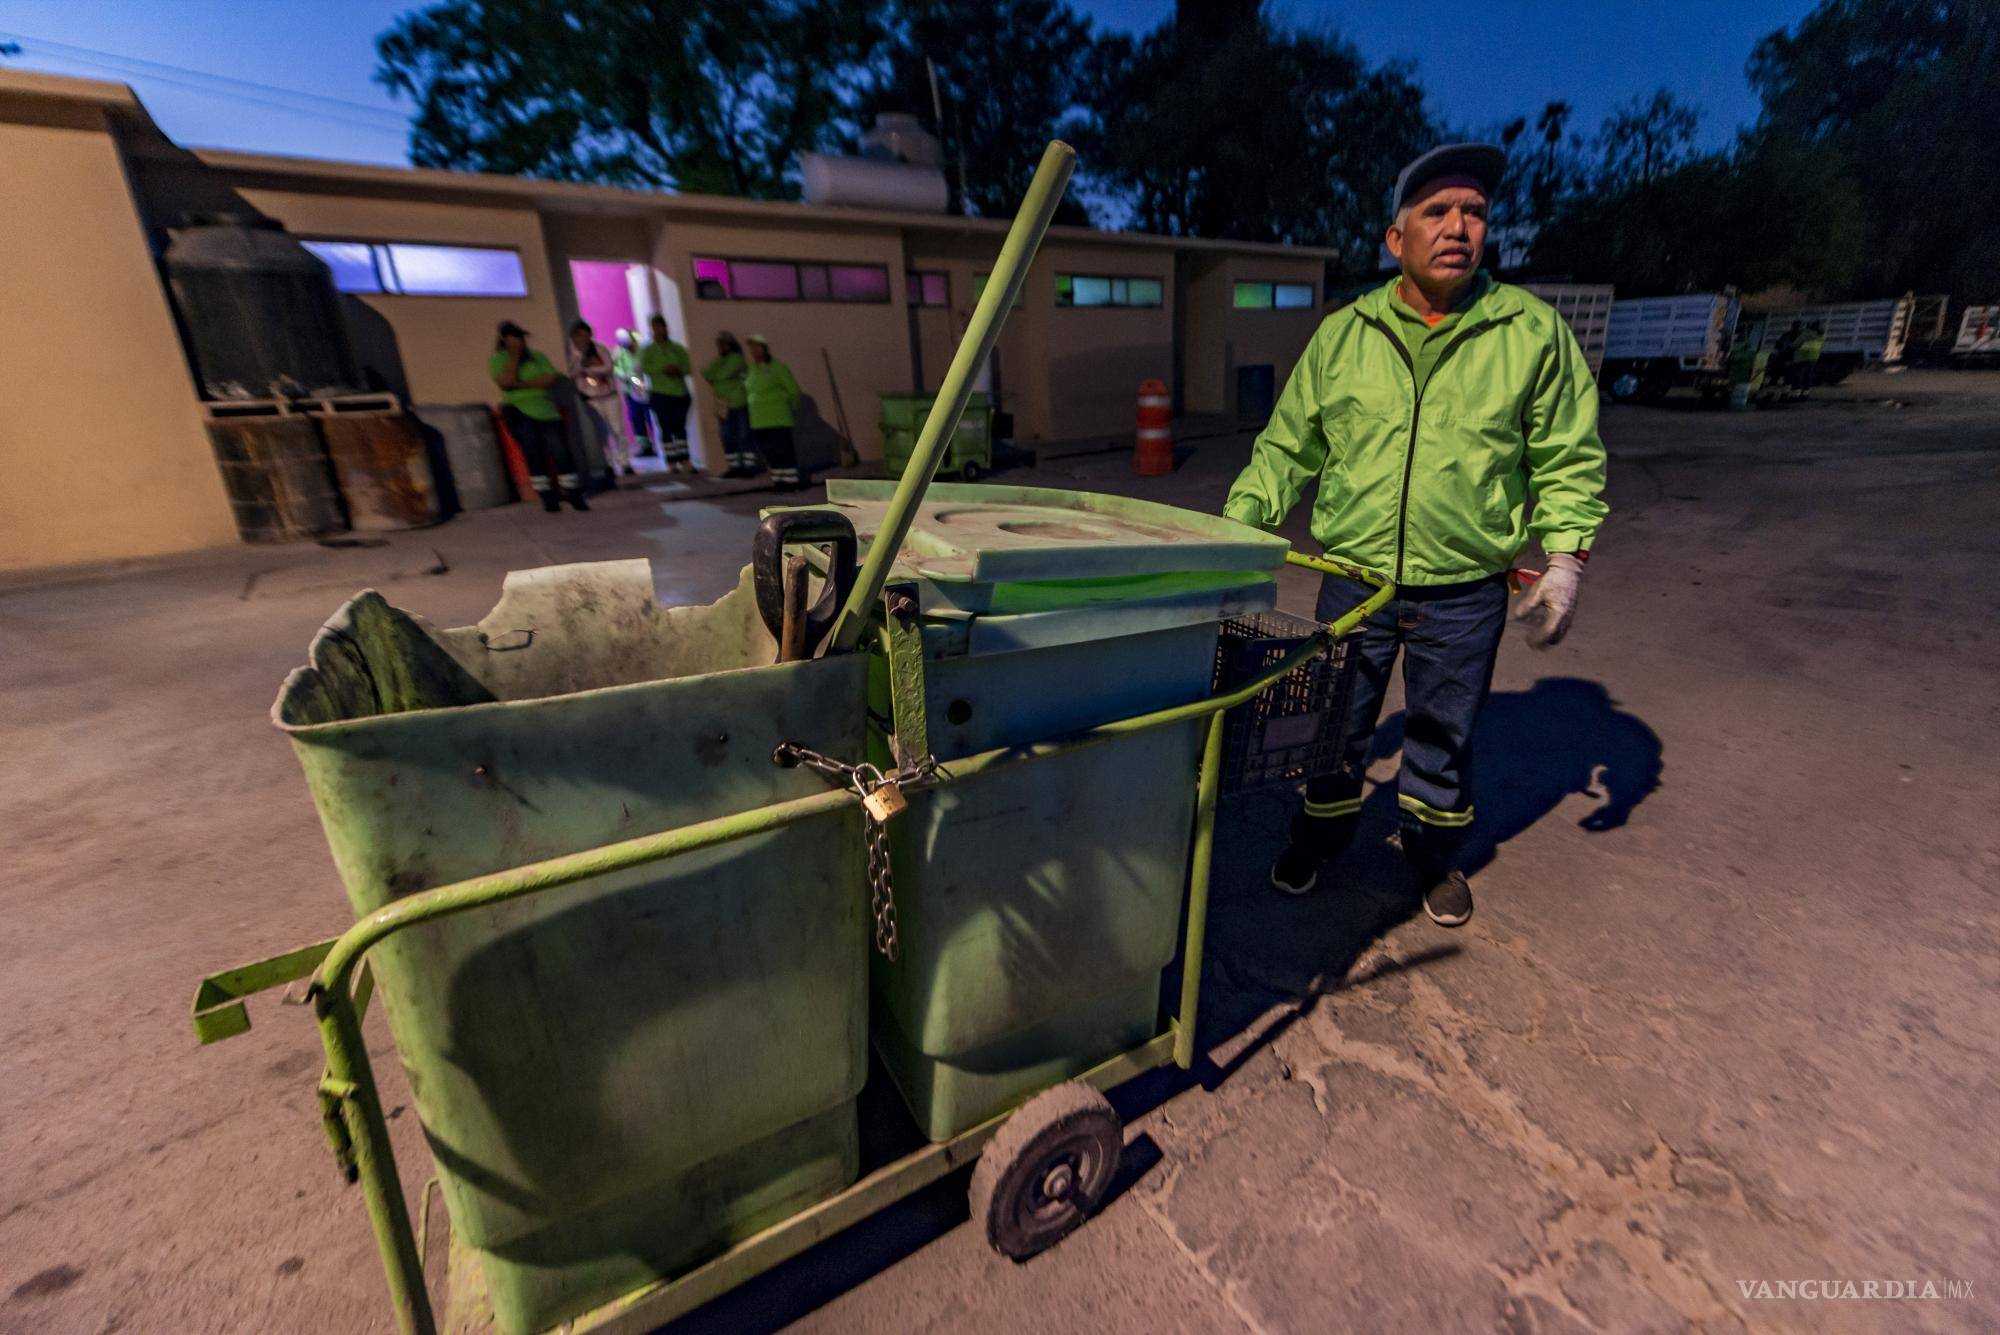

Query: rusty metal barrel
left=201, top=400, right=348, bottom=543
left=309, top=394, right=443, bottom=531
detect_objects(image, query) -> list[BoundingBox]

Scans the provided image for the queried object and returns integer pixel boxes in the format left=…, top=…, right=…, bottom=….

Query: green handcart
left=880, top=389, right=993, bottom=481
left=188, top=142, right=1394, bottom=1335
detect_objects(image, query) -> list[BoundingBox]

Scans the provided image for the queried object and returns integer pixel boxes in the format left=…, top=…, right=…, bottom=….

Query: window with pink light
left=692, top=257, right=891, bottom=304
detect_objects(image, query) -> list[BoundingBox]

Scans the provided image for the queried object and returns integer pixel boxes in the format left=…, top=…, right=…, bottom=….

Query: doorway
left=569, top=260, right=709, bottom=472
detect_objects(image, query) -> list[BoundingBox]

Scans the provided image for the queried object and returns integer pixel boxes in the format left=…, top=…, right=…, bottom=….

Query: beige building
left=0, top=71, right=1337, bottom=573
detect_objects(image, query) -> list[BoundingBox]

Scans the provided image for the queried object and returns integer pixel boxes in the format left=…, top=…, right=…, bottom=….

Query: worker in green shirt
left=612, top=328, right=658, bottom=458
left=702, top=331, right=757, bottom=477
left=1789, top=321, right=1826, bottom=394
left=744, top=334, right=805, bottom=490
left=641, top=314, right=693, bottom=472
left=487, top=320, right=586, bottom=512
left=1223, top=144, right=1609, bottom=926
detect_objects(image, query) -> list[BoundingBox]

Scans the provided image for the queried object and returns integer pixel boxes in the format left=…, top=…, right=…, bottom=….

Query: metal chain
left=854, top=766, right=901, bottom=961
left=773, top=744, right=949, bottom=961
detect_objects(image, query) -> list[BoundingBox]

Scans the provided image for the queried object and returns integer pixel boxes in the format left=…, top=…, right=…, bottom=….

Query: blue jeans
left=1297, top=573, right=1509, bottom=869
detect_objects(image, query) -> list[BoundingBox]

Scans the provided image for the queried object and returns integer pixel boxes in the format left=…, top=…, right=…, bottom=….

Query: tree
left=1531, top=101, right=1577, bottom=220
left=1597, top=89, right=1700, bottom=188
left=375, top=0, right=883, bottom=197
left=1079, top=10, right=1432, bottom=265
left=1745, top=0, right=2000, bottom=296
left=857, top=0, right=1095, bottom=222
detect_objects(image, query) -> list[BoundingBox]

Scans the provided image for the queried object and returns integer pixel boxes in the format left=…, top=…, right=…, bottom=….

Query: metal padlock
left=862, top=780, right=909, bottom=822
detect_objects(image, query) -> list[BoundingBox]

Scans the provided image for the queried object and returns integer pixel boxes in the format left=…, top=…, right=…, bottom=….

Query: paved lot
left=2, top=371, right=1995, bottom=1333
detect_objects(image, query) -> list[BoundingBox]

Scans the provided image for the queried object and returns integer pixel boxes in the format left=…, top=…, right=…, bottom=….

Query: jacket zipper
left=1360, top=310, right=1487, bottom=586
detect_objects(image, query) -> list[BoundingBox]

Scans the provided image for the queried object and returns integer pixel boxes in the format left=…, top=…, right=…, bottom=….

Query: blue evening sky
left=1, top=0, right=1820, bottom=168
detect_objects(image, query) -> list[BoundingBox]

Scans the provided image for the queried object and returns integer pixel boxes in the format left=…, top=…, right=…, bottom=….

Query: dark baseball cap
left=496, top=319, right=530, bottom=339
left=1393, top=142, right=1507, bottom=214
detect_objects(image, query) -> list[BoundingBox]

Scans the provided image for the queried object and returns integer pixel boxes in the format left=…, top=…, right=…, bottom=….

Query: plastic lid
left=820, top=479, right=1286, bottom=587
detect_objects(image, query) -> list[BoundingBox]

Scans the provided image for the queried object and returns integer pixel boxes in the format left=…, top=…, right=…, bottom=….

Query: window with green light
left=1234, top=281, right=1315, bottom=310
left=1055, top=273, right=1164, bottom=308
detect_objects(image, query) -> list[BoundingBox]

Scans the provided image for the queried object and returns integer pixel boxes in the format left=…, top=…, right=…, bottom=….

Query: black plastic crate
left=1211, top=610, right=1358, bottom=798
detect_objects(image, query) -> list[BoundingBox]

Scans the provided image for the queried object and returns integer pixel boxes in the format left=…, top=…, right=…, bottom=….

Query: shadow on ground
left=665, top=676, right=1659, bottom=1333
left=1371, top=675, right=1665, bottom=873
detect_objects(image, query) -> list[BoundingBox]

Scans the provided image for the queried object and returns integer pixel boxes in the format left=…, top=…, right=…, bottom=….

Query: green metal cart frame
left=189, top=139, right=1396, bottom=1334
left=190, top=549, right=1388, bottom=1335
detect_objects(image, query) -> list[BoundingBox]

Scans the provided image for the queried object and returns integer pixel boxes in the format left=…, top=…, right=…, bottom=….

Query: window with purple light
left=693, top=257, right=731, bottom=299
left=829, top=265, right=890, bottom=303
left=730, top=262, right=800, bottom=300
left=298, top=240, right=525, bottom=296
left=302, top=241, right=383, bottom=294
left=382, top=243, right=527, bottom=297
left=691, top=257, right=893, bottom=303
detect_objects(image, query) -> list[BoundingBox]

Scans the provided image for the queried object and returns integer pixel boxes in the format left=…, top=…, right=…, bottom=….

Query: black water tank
left=164, top=213, right=359, bottom=399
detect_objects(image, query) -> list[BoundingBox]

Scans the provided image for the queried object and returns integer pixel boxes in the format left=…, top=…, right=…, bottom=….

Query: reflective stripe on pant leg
left=1304, top=794, right=1364, bottom=819
left=1396, top=793, right=1474, bottom=827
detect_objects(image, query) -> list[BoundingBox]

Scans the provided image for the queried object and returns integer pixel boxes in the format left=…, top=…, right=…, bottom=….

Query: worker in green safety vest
left=642, top=314, right=693, bottom=472
left=703, top=331, right=756, bottom=476
left=1223, top=143, right=1609, bottom=926
left=1789, top=322, right=1826, bottom=394
left=488, top=320, right=586, bottom=512
left=612, top=329, right=658, bottom=459
left=744, top=334, right=805, bottom=490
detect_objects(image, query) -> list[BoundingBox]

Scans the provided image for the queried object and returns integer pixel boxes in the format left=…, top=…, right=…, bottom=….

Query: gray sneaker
left=1420, top=868, right=1474, bottom=927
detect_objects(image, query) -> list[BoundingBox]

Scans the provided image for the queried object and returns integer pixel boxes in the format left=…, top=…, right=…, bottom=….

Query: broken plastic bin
left=272, top=559, right=869, bottom=1334
left=813, top=479, right=1286, bottom=1138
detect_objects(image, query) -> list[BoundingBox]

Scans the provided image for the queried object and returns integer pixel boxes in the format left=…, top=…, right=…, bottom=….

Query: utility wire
left=0, top=30, right=409, bottom=128
left=11, top=50, right=410, bottom=138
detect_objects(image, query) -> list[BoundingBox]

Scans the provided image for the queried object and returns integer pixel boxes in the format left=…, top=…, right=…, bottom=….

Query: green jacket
left=744, top=359, right=801, bottom=430
left=1224, top=275, right=1608, bottom=585
left=1796, top=331, right=1825, bottom=363
left=702, top=351, right=749, bottom=409
left=641, top=338, right=690, bottom=396
left=487, top=348, right=562, bottom=422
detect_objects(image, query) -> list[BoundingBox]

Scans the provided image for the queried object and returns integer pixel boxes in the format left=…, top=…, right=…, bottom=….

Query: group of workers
left=489, top=318, right=808, bottom=510
left=1769, top=319, right=1827, bottom=393
left=1725, top=318, right=1827, bottom=408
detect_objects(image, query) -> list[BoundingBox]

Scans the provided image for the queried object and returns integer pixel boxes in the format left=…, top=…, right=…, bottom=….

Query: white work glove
left=1512, top=552, right=1584, bottom=649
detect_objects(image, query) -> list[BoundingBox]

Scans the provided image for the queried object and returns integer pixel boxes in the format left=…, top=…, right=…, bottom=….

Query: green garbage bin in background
left=808, top=479, right=1287, bottom=1138
left=271, top=559, right=870, bottom=1334
left=881, top=390, right=993, bottom=481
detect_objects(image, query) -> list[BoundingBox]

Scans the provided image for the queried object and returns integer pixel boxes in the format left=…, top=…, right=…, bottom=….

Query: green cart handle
left=1284, top=550, right=1395, bottom=637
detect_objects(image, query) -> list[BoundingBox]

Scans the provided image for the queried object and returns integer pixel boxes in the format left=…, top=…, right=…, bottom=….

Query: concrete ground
left=2, top=370, right=1995, bottom=1333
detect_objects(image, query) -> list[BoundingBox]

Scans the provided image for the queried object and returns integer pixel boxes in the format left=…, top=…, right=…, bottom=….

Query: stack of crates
left=879, top=391, right=994, bottom=481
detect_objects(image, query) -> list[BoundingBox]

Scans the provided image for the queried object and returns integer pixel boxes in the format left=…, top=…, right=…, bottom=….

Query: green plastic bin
left=272, top=559, right=870, bottom=1334
left=813, top=480, right=1286, bottom=1138
left=881, top=391, right=993, bottom=481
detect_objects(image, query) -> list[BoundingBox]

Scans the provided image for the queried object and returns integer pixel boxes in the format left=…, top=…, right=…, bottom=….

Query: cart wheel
left=970, top=1082, right=1122, bottom=1261
left=959, top=459, right=984, bottom=482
